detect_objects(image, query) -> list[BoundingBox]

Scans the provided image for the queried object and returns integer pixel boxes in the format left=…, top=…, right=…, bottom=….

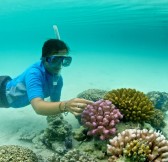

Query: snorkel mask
left=42, top=55, right=72, bottom=67
left=42, top=25, right=72, bottom=68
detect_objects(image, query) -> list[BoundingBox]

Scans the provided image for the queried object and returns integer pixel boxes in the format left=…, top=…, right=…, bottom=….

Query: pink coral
left=107, top=129, right=168, bottom=162
left=81, top=99, right=123, bottom=140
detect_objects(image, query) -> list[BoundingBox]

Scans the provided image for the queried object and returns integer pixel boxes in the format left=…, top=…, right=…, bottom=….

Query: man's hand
left=65, top=98, right=93, bottom=116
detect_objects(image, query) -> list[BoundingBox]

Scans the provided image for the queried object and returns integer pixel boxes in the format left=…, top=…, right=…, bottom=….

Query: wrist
left=59, top=101, right=69, bottom=115
left=58, top=102, right=63, bottom=112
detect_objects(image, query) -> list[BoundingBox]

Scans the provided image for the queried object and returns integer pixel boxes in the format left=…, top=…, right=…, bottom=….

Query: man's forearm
left=31, top=98, right=66, bottom=116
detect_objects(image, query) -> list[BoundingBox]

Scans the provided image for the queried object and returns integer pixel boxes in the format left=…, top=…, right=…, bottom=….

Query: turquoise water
left=0, top=1, right=168, bottom=161
left=0, top=0, right=168, bottom=91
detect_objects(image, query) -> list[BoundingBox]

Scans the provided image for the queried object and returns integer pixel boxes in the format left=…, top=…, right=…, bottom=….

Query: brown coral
left=107, top=129, right=168, bottom=162
left=0, top=145, right=38, bottom=162
left=104, top=88, right=154, bottom=122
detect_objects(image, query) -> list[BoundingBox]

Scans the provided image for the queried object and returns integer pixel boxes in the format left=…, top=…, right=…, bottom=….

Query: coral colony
left=2, top=88, right=168, bottom=161
left=107, top=129, right=168, bottom=162
left=104, top=88, right=154, bottom=122
left=81, top=99, right=123, bottom=140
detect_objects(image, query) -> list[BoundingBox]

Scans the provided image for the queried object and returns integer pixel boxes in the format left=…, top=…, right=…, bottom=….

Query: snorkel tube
left=53, top=25, right=61, bottom=40
left=52, top=25, right=61, bottom=86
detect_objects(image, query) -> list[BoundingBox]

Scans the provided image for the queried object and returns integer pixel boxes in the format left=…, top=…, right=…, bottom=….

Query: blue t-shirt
left=6, top=61, right=63, bottom=108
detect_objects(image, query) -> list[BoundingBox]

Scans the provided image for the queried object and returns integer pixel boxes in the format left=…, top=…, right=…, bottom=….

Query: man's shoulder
left=26, top=61, right=44, bottom=74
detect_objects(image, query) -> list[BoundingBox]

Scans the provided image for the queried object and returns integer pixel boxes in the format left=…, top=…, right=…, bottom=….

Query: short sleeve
left=25, top=68, right=44, bottom=102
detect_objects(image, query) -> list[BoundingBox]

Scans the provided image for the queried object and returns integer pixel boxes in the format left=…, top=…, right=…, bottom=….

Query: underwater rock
left=74, top=137, right=107, bottom=161
left=0, top=145, right=38, bottom=162
left=37, top=151, right=61, bottom=162
left=115, top=121, right=143, bottom=135
left=77, top=88, right=108, bottom=102
left=94, top=138, right=108, bottom=154
left=147, top=91, right=168, bottom=111
left=72, top=126, right=89, bottom=141
left=60, top=149, right=98, bottom=162
left=41, top=114, right=72, bottom=148
left=64, top=137, right=73, bottom=149
left=17, top=127, right=39, bottom=142
left=52, top=141, right=66, bottom=154
left=37, top=149, right=98, bottom=162
left=146, top=108, right=166, bottom=130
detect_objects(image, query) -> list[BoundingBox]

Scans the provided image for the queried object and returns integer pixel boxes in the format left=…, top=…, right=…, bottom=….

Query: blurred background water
left=0, top=0, right=168, bottom=93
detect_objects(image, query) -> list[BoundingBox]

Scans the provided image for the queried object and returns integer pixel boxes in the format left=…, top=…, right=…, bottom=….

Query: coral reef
left=45, top=149, right=98, bottom=162
left=107, top=129, right=168, bottom=162
left=41, top=114, right=72, bottom=147
left=17, top=126, right=41, bottom=142
left=77, top=89, right=108, bottom=101
left=104, top=88, right=154, bottom=122
left=115, top=121, right=143, bottom=134
left=31, top=114, right=73, bottom=154
left=81, top=99, right=123, bottom=140
left=146, top=109, right=166, bottom=130
left=72, top=127, right=109, bottom=161
left=147, top=91, right=168, bottom=111
left=0, top=145, right=38, bottom=162
left=76, top=139, right=107, bottom=161
left=60, top=149, right=97, bottom=162
left=64, top=137, right=73, bottom=149
left=72, top=126, right=89, bottom=141
left=94, top=138, right=108, bottom=153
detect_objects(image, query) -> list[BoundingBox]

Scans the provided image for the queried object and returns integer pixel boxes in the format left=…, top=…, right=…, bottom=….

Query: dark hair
left=42, top=39, right=69, bottom=57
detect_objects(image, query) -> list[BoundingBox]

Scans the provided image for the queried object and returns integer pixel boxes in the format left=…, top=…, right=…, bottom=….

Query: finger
left=73, top=112, right=81, bottom=116
left=76, top=103, right=87, bottom=109
left=73, top=107, right=83, bottom=113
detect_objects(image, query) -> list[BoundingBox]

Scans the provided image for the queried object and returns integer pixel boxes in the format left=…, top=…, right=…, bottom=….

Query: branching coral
left=107, top=129, right=168, bottom=162
left=104, top=88, right=154, bottom=122
left=123, top=139, right=151, bottom=162
left=81, top=99, right=123, bottom=140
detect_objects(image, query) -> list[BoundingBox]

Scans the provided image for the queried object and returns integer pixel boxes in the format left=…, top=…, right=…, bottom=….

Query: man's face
left=44, top=49, right=71, bottom=75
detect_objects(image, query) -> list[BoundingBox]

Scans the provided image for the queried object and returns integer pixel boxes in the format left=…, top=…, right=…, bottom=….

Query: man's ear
left=43, top=60, right=50, bottom=68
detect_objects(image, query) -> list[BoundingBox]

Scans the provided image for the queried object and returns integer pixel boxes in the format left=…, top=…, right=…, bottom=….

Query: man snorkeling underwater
left=0, top=38, right=92, bottom=116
